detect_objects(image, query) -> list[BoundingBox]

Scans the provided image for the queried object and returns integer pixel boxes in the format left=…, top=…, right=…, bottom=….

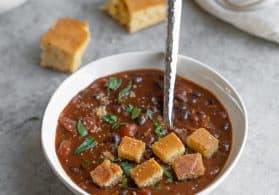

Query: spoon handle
left=164, top=0, right=182, bottom=127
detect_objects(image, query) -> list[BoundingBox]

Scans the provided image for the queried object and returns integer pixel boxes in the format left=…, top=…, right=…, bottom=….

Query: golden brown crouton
left=90, top=160, right=123, bottom=187
left=118, top=136, right=145, bottom=162
left=186, top=128, right=219, bottom=158
left=152, top=133, right=185, bottom=164
left=130, top=158, right=163, bottom=188
left=103, top=0, right=166, bottom=33
left=40, top=18, right=90, bottom=73
left=172, top=153, right=205, bottom=180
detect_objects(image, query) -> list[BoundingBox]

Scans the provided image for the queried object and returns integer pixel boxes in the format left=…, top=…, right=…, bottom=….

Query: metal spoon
left=163, top=0, right=182, bottom=127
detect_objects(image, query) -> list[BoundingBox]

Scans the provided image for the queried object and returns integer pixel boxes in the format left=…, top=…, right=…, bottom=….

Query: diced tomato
left=57, top=140, right=71, bottom=159
left=59, top=116, right=76, bottom=132
left=119, top=124, right=138, bottom=137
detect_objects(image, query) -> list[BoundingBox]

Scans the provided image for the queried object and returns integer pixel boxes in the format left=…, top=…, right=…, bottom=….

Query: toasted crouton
left=130, top=158, right=163, bottom=188
left=172, top=153, right=205, bottom=180
left=152, top=133, right=185, bottom=164
left=40, top=18, right=90, bottom=73
left=90, top=160, right=123, bottom=187
left=103, top=0, right=166, bottom=33
left=118, top=136, right=145, bottom=162
left=186, top=128, right=219, bottom=158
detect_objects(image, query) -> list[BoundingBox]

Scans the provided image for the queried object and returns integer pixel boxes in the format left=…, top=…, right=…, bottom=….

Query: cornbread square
left=103, top=0, right=166, bottom=33
left=90, top=160, right=123, bottom=187
left=186, top=128, right=219, bottom=158
left=40, top=18, right=90, bottom=73
left=173, top=153, right=205, bottom=180
left=130, top=158, right=163, bottom=188
left=118, top=136, right=145, bottom=162
left=152, top=133, right=185, bottom=164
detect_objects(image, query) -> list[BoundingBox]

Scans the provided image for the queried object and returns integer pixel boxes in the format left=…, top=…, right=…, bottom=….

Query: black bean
left=222, top=143, right=230, bottom=152
left=112, top=134, right=120, bottom=148
left=210, top=167, right=220, bottom=175
left=133, top=76, right=143, bottom=84
left=137, top=114, right=147, bottom=126
left=192, top=91, right=202, bottom=97
left=155, top=80, right=163, bottom=89
left=175, top=93, right=188, bottom=102
left=191, top=98, right=198, bottom=104
left=223, top=122, right=230, bottom=131
left=92, top=92, right=105, bottom=100
left=69, top=166, right=82, bottom=174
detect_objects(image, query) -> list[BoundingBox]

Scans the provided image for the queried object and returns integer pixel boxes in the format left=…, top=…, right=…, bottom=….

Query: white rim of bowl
left=41, top=51, right=248, bottom=195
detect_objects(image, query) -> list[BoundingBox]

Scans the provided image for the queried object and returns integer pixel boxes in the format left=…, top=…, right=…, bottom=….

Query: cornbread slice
left=186, top=128, right=219, bottom=158
left=118, top=136, right=145, bottom=162
left=173, top=153, right=205, bottom=180
left=40, top=18, right=90, bottom=73
left=103, top=0, right=167, bottom=32
left=90, top=160, right=123, bottom=187
left=152, top=133, right=185, bottom=164
left=130, top=158, right=163, bottom=188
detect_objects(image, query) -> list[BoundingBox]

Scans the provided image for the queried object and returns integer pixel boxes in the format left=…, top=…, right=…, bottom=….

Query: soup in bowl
left=41, top=51, right=247, bottom=195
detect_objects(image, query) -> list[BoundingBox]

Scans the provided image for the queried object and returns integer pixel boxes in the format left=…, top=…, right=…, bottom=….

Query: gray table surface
left=0, top=0, right=278, bottom=194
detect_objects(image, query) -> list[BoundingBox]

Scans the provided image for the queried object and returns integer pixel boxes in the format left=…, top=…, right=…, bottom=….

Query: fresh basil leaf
left=107, top=77, right=122, bottom=90
left=131, top=108, right=141, bottom=119
left=77, top=120, right=88, bottom=137
left=162, top=165, right=174, bottom=183
left=153, top=120, right=165, bottom=138
left=118, top=81, right=132, bottom=103
left=74, top=136, right=97, bottom=154
left=125, top=104, right=134, bottom=112
left=120, top=161, right=133, bottom=176
left=103, top=114, right=117, bottom=124
left=146, top=109, right=153, bottom=120
left=112, top=122, right=127, bottom=129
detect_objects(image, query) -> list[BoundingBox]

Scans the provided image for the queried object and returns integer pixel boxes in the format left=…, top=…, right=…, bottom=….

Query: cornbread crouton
left=186, top=128, right=219, bottom=158
left=90, top=160, right=123, bottom=187
left=40, top=18, right=90, bottom=73
left=118, top=136, right=145, bottom=162
left=130, top=158, right=163, bottom=188
left=152, top=133, right=185, bottom=164
left=103, top=0, right=166, bottom=33
left=172, top=153, right=205, bottom=180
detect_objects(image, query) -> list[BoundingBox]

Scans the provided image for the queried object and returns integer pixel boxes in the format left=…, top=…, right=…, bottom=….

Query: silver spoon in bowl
left=163, top=0, right=182, bottom=127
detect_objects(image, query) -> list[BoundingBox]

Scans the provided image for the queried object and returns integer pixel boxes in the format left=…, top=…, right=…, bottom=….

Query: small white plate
left=41, top=51, right=248, bottom=195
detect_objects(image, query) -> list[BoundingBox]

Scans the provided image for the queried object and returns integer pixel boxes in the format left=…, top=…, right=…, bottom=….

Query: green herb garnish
left=125, top=104, right=134, bottom=112
left=154, top=183, right=161, bottom=190
left=146, top=109, right=153, bottom=119
left=103, top=114, right=117, bottom=124
left=112, top=122, right=127, bottom=129
left=131, top=108, right=141, bottom=119
left=107, top=77, right=122, bottom=90
left=120, top=161, right=133, bottom=176
left=118, top=81, right=132, bottom=103
left=162, top=165, right=174, bottom=183
left=122, top=176, right=128, bottom=188
left=74, top=136, right=97, bottom=154
left=81, top=158, right=92, bottom=168
left=77, top=120, right=88, bottom=137
left=111, top=156, right=121, bottom=162
left=153, top=120, right=165, bottom=138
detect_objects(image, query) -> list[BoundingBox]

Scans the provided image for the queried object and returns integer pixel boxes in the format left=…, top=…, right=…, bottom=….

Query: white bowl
left=0, top=0, right=27, bottom=14
left=41, top=51, right=248, bottom=195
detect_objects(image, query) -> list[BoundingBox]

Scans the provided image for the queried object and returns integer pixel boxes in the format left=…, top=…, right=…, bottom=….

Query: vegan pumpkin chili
left=55, top=69, right=232, bottom=195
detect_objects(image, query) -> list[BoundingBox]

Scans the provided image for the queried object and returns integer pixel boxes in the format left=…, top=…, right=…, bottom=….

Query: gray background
left=0, top=0, right=278, bottom=194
